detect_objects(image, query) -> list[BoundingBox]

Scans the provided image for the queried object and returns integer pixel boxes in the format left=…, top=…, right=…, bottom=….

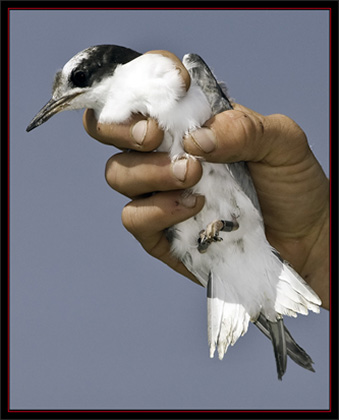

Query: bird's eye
left=71, top=70, right=88, bottom=87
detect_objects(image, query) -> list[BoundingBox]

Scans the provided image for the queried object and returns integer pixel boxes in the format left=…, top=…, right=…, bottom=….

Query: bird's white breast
left=95, top=54, right=192, bottom=126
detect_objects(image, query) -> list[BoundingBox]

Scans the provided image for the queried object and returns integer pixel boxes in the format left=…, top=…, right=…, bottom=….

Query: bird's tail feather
left=207, top=273, right=250, bottom=360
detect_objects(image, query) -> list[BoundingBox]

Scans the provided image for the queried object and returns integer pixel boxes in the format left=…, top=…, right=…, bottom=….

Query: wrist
left=300, top=203, right=330, bottom=310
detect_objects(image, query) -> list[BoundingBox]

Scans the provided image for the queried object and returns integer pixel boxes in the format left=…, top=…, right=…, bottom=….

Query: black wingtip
left=254, top=313, right=316, bottom=379
left=267, top=318, right=287, bottom=380
left=283, top=324, right=316, bottom=372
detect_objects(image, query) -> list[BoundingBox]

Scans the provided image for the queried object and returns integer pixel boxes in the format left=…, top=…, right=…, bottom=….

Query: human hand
left=183, top=105, right=329, bottom=309
left=83, top=54, right=329, bottom=308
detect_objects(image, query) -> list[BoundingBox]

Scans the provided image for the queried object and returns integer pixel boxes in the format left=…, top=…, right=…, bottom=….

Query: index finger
left=83, top=110, right=164, bottom=151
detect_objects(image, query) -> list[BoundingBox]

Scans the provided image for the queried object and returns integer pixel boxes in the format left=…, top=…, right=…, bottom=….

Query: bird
left=26, top=45, right=322, bottom=379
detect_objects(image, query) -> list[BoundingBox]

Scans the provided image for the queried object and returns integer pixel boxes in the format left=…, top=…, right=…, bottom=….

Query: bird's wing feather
left=266, top=317, right=287, bottom=380
left=254, top=313, right=315, bottom=372
left=274, top=252, right=322, bottom=315
left=182, top=53, right=261, bottom=212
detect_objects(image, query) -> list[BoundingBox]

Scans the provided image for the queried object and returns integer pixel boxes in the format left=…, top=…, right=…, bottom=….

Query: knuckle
left=236, top=112, right=259, bottom=149
left=83, top=109, right=102, bottom=140
left=121, top=203, right=143, bottom=237
left=105, top=154, right=121, bottom=191
left=236, top=111, right=269, bottom=160
left=282, top=114, right=307, bottom=142
left=272, top=113, right=309, bottom=149
left=241, top=112, right=263, bottom=139
left=121, top=203, right=136, bottom=233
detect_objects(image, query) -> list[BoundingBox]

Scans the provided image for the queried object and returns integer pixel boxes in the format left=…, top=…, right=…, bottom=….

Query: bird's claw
left=198, top=217, right=239, bottom=253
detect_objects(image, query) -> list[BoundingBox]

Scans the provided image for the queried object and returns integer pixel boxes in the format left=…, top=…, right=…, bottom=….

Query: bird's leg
left=198, top=215, right=239, bottom=253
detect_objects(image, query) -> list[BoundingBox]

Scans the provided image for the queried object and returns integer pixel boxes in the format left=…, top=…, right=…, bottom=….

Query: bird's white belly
left=168, top=161, right=280, bottom=320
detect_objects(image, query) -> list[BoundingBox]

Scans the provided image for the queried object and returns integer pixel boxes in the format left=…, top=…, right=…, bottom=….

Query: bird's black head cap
left=60, top=45, right=142, bottom=90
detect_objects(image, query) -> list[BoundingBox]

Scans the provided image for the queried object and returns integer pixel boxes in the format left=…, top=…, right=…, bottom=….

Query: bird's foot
left=198, top=216, right=239, bottom=253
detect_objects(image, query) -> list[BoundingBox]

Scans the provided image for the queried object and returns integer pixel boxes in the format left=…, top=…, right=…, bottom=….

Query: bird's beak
left=26, top=92, right=81, bottom=132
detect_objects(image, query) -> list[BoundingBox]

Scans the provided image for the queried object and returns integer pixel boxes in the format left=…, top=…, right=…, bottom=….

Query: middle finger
left=105, top=151, right=203, bottom=198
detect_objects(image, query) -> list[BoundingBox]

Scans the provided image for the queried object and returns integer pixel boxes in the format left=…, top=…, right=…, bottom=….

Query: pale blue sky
left=10, top=9, right=330, bottom=411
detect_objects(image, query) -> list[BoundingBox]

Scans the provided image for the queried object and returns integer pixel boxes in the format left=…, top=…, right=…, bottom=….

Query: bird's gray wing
left=182, top=53, right=261, bottom=213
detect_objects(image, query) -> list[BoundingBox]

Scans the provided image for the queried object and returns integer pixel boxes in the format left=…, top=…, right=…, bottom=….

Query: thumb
left=183, top=104, right=309, bottom=167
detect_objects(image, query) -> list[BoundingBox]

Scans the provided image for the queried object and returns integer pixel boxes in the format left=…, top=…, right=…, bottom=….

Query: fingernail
left=186, top=127, right=216, bottom=153
left=171, top=158, right=188, bottom=182
left=179, top=192, right=198, bottom=208
left=131, top=120, right=148, bottom=145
